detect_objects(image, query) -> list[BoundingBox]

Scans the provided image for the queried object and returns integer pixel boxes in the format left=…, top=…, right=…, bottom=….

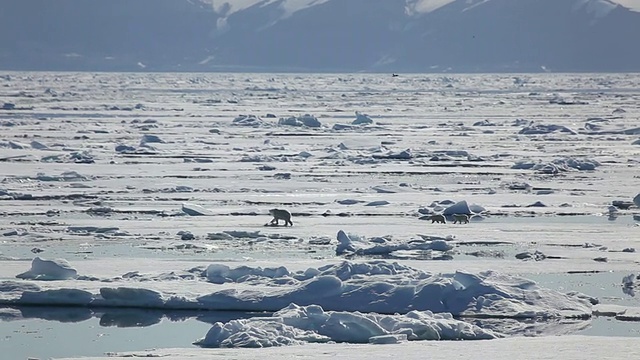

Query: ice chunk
left=30, top=140, right=49, bottom=150
left=352, top=112, right=374, bottom=125
left=278, top=114, right=322, bottom=128
left=16, top=257, right=78, bottom=281
left=195, top=303, right=497, bottom=348
left=140, top=134, right=164, bottom=144
left=98, top=287, right=164, bottom=307
left=369, top=334, right=407, bottom=344
left=442, top=200, right=471, bottom=215
left=365, top=200, right=390, bottom=206
left=182, top=203, right=213, bottom=216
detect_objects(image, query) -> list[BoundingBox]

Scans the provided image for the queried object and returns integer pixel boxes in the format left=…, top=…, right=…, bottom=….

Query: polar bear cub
left=268, top=208, right=293, bottom=226
left=453, top=213, right=470, bottom=224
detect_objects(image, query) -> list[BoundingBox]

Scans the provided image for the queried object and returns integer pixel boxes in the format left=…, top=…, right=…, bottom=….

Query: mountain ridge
left=1, top=0, right=639, bottom=72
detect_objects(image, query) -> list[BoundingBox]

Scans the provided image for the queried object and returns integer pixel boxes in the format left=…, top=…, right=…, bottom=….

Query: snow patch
left=573, top=0, right=619, bottom=18
left=405, top=0, right=456, bottom=15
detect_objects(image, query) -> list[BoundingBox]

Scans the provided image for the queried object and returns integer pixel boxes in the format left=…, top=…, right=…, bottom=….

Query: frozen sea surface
left=0, top=71, right=639, bottom=359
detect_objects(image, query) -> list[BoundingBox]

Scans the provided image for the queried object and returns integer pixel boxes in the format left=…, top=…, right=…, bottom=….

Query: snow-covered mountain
left=1, top=0, right=639, bottom=72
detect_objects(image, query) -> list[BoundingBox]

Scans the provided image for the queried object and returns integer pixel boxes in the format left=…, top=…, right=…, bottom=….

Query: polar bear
left=268, top=208, right=293, bottom=226
left=453, top=214, right=470, bottom=224
left=429, top=214, right=446, bottom=224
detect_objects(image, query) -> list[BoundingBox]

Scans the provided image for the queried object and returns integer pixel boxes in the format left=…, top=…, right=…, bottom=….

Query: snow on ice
left=0, top=255, right=598, bottom=348
left=2, top=72, right=640, bottom=358
left=15, top=257, right=78, bottom=281
left=3, top=258, right=592, bottom=320
left=194, top=303, right=498, bottom=348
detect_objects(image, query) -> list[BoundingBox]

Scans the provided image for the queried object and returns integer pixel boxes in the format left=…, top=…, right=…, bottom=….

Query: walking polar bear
left=428, top=214, right=446, bottom=224
left=268, top=208, right=293, bottom=226
left=453, top=213, right=470, bottom=224
left=428, top=213, right=470, bottom=224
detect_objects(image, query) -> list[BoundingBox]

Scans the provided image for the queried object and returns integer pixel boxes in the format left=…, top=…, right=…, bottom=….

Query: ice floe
left=182, top=203, right=213, bottom=216
left=278, top=114, right=322, bottom=128
left=336, top=230, right=453, bottom=257
left=140, top=134, right=165, bottom=145
left=352, top=112, right=374, bottom=125
left=593, top=304, right=640, bottom=322
left=3, top=72, right=640, bottom=358
left=518, top=123, right=578, bottom=135
left=512, top=157, right=600, bottom=173
left=194, top=303, right=498, bottom=348
left=1, top=259, right=593, bottom=322
left=233, top=114, right=267, bottom=127
left=16, top=257, right=78, bottom=280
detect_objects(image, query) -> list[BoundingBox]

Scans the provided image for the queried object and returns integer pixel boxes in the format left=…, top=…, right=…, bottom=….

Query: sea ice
left=335, top=230, right=453, bottom=257
left=512, top=157, right=600, bottom=173
left=3, top=260, right=592, bottom=320
left=115, top=144, right=137, bottom=153
left=518, top=123, right=577, bottom=135
left=336, top=199, right=365, bottom=205
left=30, top=140, right=49, bottom=150
left=442, top=200, right=472, bottom=215
left=205, top=264, right=290, bottom=284
left=140, top=134, right=165, bottom=145
left=181, top=203, right=213, bottom=216
left=372, top=149, right=412, bottom=160
left=615, top=308, right=640, bottom=321
left=352, top=112, right=374, bottom=125
left=278, top=114, right=322, bottom=128
left=34, top=171, right=89, bottom=182
left=4, top=72, right=640, bottom=359
left=15, top=257, right=78, bottom=280
left=365, top=200, right=390, bottom=206
left=198, top=262, right=593, bottom=318
left=194, top=303, right=498, bottom=348
left=233, top=114, right=266, bottom=127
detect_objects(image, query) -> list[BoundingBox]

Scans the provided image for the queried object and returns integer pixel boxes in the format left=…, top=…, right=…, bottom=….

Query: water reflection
left=0, top=305, right=264, bottom=328
left=99, top=309, right=163, bottom=327
left=623, top=285, right=636, bottom=297
left=20, top=306, right=93, bottom=323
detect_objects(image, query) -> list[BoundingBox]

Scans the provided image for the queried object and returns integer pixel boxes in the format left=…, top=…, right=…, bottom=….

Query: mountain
left=1, top=0, right=639, bottom=72
left=0, top=0, right=219, bottom=71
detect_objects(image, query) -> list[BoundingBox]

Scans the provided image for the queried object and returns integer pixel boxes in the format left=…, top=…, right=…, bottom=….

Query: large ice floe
left=203, top=261, right=593, bottom=318
left=194, top=303, right=498, bottom=348
left=0, top=235, right=599, bottom=349
left=3, top=258, right=592, bottom=321
left=197, top=260, right=593, bottom=347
